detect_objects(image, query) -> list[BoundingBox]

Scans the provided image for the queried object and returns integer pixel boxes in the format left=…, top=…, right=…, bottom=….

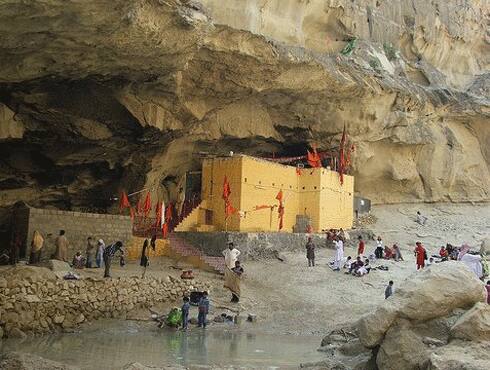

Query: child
left=385, top=281, right=394, bottom=299
left=343, top=256, right=352, bottom=270
left=181, top=296, right=190, bottom=331
left=198, top=291, right=210, bottom=328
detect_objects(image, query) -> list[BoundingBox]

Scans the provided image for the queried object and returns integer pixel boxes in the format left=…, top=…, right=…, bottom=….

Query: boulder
left=357, top=303, right=398, bottom=348
left=45, top=260, right=72, bottom=275
left=376, top=319, right=429, bottom=370
left=427, top=340, right=490, bottom=370
left=358, top=262, right=486, bottom=348
left=450, top=302, right=490, bottom=341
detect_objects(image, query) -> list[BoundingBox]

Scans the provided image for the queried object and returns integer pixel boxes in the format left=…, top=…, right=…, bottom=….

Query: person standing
left=54, top=230, right=69, bottom=262
left=197, top=291, right=210, bottom=328
left=85, top=237, right=96, bottom=268
left=357, top=235, right=365, bottom=256
left=103, top=241, right=123, bottom=278
left=96, top=239, right=105, bottom=268
left=414, top=242, right=426, bottom=270
left=375, top=236, right=384, bottom=259
left=305, top=237, right=315, bottom=267
left=140, top=239, right=150, bottom=278
left=333, top=237, right=344, bottom=271
left=223, top=242, right=241, bottom=270
left=29, top=230, right=44, bottom=264
left=181, top=296, right=190, bottom=331
left=226, top=261, right=244, bottom=303
left=385, top=281, right=394, bottom=299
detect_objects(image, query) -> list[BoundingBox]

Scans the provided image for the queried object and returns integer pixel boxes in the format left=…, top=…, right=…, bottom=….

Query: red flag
left=119, top=191, right=130, bottom=212
left=307, top=148, right=321, bottom=168
left=222, top=176, right=231, bottom=200
left=222, top=176, right=236, bottom=218
left=296, top=167, right=302, bottom=176
left=339, top=125, right=347, bottom=185
left=162, top=202, right=173, bottom=238
left=154, top=201, right=162, bottom=228
left=276, top=190, right=285, bottom=230
left=143, top=192, right=152, bottom=216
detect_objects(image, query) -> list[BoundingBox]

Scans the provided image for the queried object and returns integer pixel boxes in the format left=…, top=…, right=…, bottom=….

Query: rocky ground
left=1, top=203, right=489, bottom=369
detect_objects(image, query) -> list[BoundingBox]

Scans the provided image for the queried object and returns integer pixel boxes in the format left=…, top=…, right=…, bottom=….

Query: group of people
left=180, top=291, right=210, bottom=330
left=28, top=229, right=124, bottom=278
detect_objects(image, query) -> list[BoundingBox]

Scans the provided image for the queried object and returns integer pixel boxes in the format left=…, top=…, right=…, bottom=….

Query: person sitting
left=355, top=259, right=370, bottom=276
left=72, top=252, right=85, bottom=269
left=393, top=244, right=404, bottom=261
left=416, top=211, right=427, bottom=225
left=349, top=256, right=364, bottom=274
left=344, top=256, right=352, bottom=270
left=384, top=245, right=394, bottom=259
left=439, top=246, right=449, bottom=261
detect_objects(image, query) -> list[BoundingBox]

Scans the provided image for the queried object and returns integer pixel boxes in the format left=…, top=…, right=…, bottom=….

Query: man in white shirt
left=333, top=237, right=344, bottom=271
left=223, top=242, right=241, bottom=270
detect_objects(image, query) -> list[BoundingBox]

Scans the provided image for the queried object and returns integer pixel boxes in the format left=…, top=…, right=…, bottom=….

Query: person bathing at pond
left=357, top=235, right=365, bottom=256
left=414, top=242, right=426, bottom=270
left=85, top=236, right=96, bottom=268
left=96, top=239, right=105, bottom=268
left=103, top=241, right=123, bottom=278
left=72, top=251, right=85, bottom=269
left=333, top=236, right=344, bottom=271
left=181, top=296, right=190, bottom=331
left=393, top=244, right=404, bottom=261
left=198, top=291, right=210, bottom=328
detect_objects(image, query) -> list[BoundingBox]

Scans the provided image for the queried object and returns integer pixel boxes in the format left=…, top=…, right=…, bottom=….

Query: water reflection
left=0, top=320, right=323, bottom=369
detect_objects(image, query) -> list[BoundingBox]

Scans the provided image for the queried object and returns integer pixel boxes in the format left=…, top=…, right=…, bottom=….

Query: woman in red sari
left=414, top=242, right=426, bottom=270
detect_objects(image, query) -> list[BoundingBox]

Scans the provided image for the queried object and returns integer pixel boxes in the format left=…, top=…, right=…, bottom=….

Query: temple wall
left=200, top=155, right=354, bottom=232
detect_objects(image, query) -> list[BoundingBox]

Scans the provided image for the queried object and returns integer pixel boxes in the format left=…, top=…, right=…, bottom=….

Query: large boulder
left=358, top=262, right=486, bottom=348
left=450, top=302, right=490, bottom=341
left=376, top=319, right=428, bottom=370
left=426, top=340, right=490, bottom=370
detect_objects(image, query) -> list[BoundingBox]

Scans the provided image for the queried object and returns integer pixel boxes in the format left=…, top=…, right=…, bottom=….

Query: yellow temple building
left=175, top=155, right=354, bottom=233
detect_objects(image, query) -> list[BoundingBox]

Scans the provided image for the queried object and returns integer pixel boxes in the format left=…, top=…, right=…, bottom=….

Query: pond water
left=0, top=320, right=325, bottom=369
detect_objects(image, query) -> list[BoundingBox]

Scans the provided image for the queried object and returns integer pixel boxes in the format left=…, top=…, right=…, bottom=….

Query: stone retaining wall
left=0, top=266, right=210, bottom=338
left=12, top=205, right=132, bottom=261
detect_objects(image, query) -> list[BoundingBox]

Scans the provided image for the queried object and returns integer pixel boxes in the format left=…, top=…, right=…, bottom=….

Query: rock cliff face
left=0, top=0, right=488, bottom=214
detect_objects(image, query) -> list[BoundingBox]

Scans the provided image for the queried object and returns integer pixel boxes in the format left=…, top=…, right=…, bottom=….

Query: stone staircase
left=168, top=233, right=225, bottom=274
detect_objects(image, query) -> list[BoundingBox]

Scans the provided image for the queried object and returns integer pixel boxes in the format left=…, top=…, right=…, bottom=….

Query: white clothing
left=416, top=214, right=427, bottom=225
left=460, top=254, right=483, bottom=278
left=223, top=248, right=241, bottom=269
left=334, top=240, right=344, bottom=269
left=376, top=240, right=383, bottom=249
left=357, top=266, right=368, bottom=276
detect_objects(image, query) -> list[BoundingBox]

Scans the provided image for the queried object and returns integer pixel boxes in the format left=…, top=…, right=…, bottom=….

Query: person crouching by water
left=29, top=230, right=44, bottom=264
left=305, top=237, right=315, bottom=267
left=103, top=241, right=123, bottom=278
left=198, top=291, right=210, bottom=328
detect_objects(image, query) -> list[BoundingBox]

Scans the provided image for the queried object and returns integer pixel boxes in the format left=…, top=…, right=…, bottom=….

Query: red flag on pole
left=307, top=148, right=322, bottom=168
left=143, top=192, right=152, bottom=217
left=276, top=190, right=285, bottom=230
left=222, top=176, right=236, bottom=218
left=339, top=125, right=347, bottom=185
left=163, top=202, right=173, bottom=238
left=119, top=191, right=130, bottom=212
left=154, top=201, right=162, bottom=228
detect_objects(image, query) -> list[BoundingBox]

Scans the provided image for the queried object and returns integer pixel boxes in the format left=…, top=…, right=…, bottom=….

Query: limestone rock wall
left=0, top=266, right=210, bottom=338
left=0, top=0, right=488, bottom=215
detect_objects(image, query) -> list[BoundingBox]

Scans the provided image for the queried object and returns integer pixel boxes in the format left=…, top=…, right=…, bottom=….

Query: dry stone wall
left=0, top=266, right=210, bottom=338
left=17, top=206, right=132, bottom=261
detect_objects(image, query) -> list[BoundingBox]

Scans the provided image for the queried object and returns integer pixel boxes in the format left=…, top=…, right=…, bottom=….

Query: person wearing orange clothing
left=357, top=235, right=365, bottom=256
left=414, top=242, right=426, bottom=270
